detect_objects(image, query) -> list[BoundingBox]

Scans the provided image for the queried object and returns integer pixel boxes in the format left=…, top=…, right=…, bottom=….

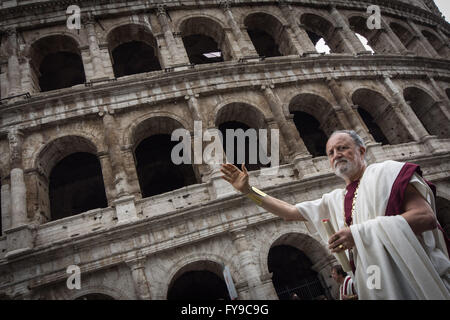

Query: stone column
left=126, top=258, right=151, bottom=300
left=382, top=76, right=430, bottom=141
left=100, top=108, right=138, bottom=223
left=8, top=129, right=27, bottom=227
left=230, top=228, right=266, bottom=299
left=84, top=14, right=106, bottom=79
left=279, top=2, right=316, bottom=55
left=4, top=28, right=21, bottom=97
left=261, top=84, right=309, bottom=158
left=156, top=5, right=189, bottom=66
left=330, top=6, right=368, bottom=54
left=326, top=77, right=371, bottom=143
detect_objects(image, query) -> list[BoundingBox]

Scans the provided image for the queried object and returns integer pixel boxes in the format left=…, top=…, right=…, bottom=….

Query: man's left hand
left=329, top=227, right=355, bottom=253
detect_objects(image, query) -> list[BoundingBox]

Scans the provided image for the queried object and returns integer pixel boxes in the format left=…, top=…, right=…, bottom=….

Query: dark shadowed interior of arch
left=75, top=293, right=114, bottom=300
left=436, top=197, right=450, bottom=238
left=167, top=270, right=230, bottom=300
left=306, top=30, right=322, bottom=46
left=268, top=245, right=325, bottom=300
left=112, top=41, right=161, bottom=77
left=404, top=87, right=448, bottom=138
left=39, top=51, right=86, bottom=92
left=446, top=89, right=450, bottom=100
left=357, top=107, right=389, bottom=145
left=422, top=30, right=444, bottom=56
left=218, top=121, right=270, bottom=172
left=49, top=152, right=107, bottom=221
left=390, top=23, right=414, bottom=49
left=291, top=111, right=327, bottom=157
left=182, top=34, right=224, bottom=65
left=135, top=134, right=197, bottom=198
left=247, top=29, right=282, bottom=58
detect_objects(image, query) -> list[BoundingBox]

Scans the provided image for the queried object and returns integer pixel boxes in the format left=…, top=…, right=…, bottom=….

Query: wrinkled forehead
left=326, top=133, right=355, bottom=151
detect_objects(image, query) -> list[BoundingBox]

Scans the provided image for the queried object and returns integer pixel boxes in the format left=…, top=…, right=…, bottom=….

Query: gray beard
left=334, top=160, right=356, bottom=179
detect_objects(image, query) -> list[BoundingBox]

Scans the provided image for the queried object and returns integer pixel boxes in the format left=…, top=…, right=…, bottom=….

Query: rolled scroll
left=322, top=219, right=352, bottom=272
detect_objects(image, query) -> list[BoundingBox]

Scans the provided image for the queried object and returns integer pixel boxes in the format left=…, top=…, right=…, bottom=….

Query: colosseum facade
left=0, top=0, right=449, bottom=300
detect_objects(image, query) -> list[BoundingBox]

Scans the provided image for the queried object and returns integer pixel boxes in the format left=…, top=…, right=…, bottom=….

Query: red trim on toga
left=344, top=180, right=360, bottom=226
left=385, top=163, right=450, bottom=257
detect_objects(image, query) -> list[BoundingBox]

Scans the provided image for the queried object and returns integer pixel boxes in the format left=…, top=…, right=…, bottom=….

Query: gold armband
left=245, top=186, right=267, bottom=206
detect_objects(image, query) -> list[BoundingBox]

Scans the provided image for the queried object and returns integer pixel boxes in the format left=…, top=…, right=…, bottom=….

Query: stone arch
left=288, top=93, right=333, bottom=157
left=178, top=15, right=232, bottom=63
left=244, top=12, right=296, bottom=57
left=389, top=21, right=428, bottom=56
left=348, top=15, right=389, bottom=54
left=29, top=35, right=86, bottom=92
left=69, top=284, right=130, bottom=300
left=403, top=86, right=449, bottom=138
left=215, top=102, right=269, bottom=171
left=422, top=29, right=448, bottom=57
left=35, top=135, right=107, bottom=221
left=130, top=115, right=198, bottom=198
left=106, top=24, right=161, bottom=77
left=164, top=253, right=238, bottom=299
left=352, top=87, right=413, bottom=144
left=300, top=13, right=340, bottom=53
left=259, top=230, right=336, bottom=299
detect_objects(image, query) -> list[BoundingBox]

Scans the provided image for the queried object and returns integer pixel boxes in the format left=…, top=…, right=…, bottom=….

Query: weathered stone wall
left=0, top=0, right=449, bottom=300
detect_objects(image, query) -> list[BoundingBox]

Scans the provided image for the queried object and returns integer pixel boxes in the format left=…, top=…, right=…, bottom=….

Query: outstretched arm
left=220, top=163, right=306, bottom=221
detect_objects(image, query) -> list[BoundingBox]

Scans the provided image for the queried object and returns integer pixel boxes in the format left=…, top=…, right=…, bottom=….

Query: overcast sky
left=434, top=0, right=450, bottom=22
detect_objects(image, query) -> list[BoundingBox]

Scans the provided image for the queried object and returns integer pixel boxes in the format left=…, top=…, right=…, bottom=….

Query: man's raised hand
left=220, top=163, right=251, bottom=194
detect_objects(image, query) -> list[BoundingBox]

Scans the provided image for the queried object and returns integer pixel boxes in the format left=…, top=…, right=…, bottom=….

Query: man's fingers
left=221, top=175, right=232, bottom=183
left=242, top=163, right=248, bottom=174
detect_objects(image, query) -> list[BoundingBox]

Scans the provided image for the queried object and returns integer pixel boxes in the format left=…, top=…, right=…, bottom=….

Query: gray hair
left=329, top=130, right=366, bottom=149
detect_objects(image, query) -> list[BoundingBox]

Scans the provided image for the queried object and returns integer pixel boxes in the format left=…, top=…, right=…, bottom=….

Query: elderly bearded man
left=220, top=130, right=450, bottom=300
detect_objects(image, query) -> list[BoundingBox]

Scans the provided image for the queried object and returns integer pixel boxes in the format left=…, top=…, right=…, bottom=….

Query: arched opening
left=180, top=17, right=229, bottom=65
left=422, top=30, right=448, bottom=57
left=135, top=134, right=197, bottom=198
left=269, top=245, right=326, bottom=300
left=245, top=13, right=295, bottom=57
left=352, top=88, right=414, bottom=144
left=404, top=87, right=449, bottom=138
left=215, top=103, right=271, bottom=171
left=291, top=112, right=327, bottom=157
left=300, top=14, right=340, bottom=54
left=446, top=88, right=450, bottom=100
left=349, top=16, right=391, bottom=54
left=30, top=35, right=86, bottom=92
left=167, top=261, right=230, bottom=300
left=107, top=24, right=161, bottom=77
left=436, top=196, right=450, bottom=238
left=355, top=33, right=374, bottom=53
left=75, top=293, right=114, bottom=300
left=357, top=108, right=388, bottom=145
left=49, top=152, right=107, bottom=221
left=289, top=93, right=339, bottom=156
left=390, top=22, right=428, bottom=56
left=218, top=121, right=269, bottom=172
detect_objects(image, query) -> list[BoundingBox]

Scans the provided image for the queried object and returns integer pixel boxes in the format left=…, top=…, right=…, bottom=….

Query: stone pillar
left=84, top=14, right=106, bottom=79
left=330, top=6, right=368, bottom=54
left=230, top=228, right=267, bottom=299
left=4, top=28, right=22, bottom=97
left=261, top=84, right=309, bottom=158
left=8, top=129, right=27, bottom=227
left=326, top=77, right=371, bottom=143
left=279, top=2, right=316, bottom=55
left=382, top=76, right=430, bottom=141
left=407, top=21, right=439, bottom=58
left=126, top=258, right=151, bottom=300
left=156, top=5, right=189, bottom=66
left=121, top=147, right=142, bottom=199
left=100, top=109, right=138, bottom=223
